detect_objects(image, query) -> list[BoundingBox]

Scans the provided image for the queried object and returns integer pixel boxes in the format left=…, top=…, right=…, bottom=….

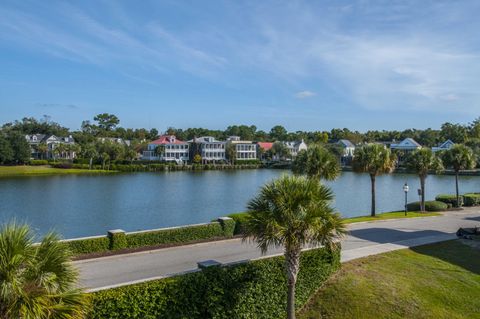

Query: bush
left=51, top=162, right=73, bottom=169
left=228, top=212, right=251, bottom=235
left=435, top=194, right=464, bottom=207
left=125, top=220, right=235, bottom=249
left=406, top=200, right=448, bottom=212
left=29, top=159, right=49, bottom=166
left=463, top=193, right=480, bottom=206
left=63, top=237, right=110, bottom=255
left=88, top=247, right=340, bottom=319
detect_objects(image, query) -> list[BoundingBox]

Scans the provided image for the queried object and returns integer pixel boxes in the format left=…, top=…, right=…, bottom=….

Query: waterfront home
left=257, top=142, right=273, bottom=160
left=227, top=136, right=257, bottom=160
left=25, top=134, right=76, bottom=159
left=283, top=139, right=308, bottom=157
left=97, top=137, right=131, bottom=147
left=142, top=135, right=189, bottom=163
left=337, top=139, right=355, bottom=166
left=432, top=139, right=455, bottom=152
left=390, top=138, right=422, bottom=152
left=188, top=136, right=226, bottom=163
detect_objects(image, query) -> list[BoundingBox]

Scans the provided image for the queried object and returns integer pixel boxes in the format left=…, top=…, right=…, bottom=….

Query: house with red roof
left=142, top=135, right=189, bottom=163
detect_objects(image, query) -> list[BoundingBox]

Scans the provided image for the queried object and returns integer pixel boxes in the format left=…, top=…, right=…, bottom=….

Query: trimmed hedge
left=88, top=247, right=340, bottom=319
left=406, top=200, right=448, bottom=212
left=464, top=193, right=480, bottom=206
left=65, top=219, right=235, bottom=255
left=29, top=159, right=49, bottom=165
left=227, top=212, right=251, bottom=235
left=64, top=237, right=110, bottom=255
left=126, top=220, right=235, bottom=249
left=435, top=194, right=464, bottom=207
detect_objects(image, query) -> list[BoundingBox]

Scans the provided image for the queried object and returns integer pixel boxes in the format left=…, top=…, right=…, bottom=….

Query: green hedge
left=227, top=212, right=251, bottom=235
left=29, top=159, right=49, bottom=166
left=435, top=194, right=463, bottom=207
left=406, top=200, right=448, bottom=212
left=64, top=237, right=110, bottom=255
left=88, top=247, right=340, bottom=319
left=65, top=219, right=235, bottom=255
left=126, top=220, right=235, bottom=249
left=463, top=193, right=480, bottom=206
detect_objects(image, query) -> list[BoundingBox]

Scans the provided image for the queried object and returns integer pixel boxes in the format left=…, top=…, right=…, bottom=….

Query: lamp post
left=403, top=183, right=409, bottom=216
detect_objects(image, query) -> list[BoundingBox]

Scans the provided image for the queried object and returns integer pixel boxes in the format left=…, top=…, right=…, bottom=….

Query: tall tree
left=442, top=144, right=476, bottom=207
left=244, top=175, right=345, bottom=319
left=404, top=149, right=444, bottom=212
left=352, top=144, right=396, bottom=216
left=93, top=113, right=120, bottom=131
left=269, top=125, right=288, bottom=141
left=0, top=223, right=87, bottom=318
left=292, top=145, right=340, bottom=180
left=0, top=135, right=13, bottom=164
left=7, top=131, right=31, bottom=164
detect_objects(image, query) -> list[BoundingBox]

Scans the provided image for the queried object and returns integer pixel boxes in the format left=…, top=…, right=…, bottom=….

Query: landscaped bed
left=299, top=240, right=480, bottom=319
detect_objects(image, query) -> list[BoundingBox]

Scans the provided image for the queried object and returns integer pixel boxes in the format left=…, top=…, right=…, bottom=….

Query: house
left=432, top=140, right=454, bottom=152
left=97, top=137, right=131, bottom=147
left=256, top=142, right=274, bottom=160
left=390, top=138, right=422, bottom=152
left=142, top=135, right=189, bottom=163
left=336, top=139, right=355, bottom=166
left=25, top=134, right=77, bottom=159
left=227, top=136, right=257, bottom=160
left=188, top=136, right=226, bottom=163
left=283, top=139, right=308, bottom=157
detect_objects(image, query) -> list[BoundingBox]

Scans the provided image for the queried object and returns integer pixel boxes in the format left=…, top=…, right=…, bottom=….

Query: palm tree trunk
left=455, top=171, right=460, bottom=207
left=370, top=174, right=376, bottom=217
left=420, top=176, right=426, bottom=212
left=285, top=248, right=301, bottom=319
left=89, top=157, right=93, bottom=170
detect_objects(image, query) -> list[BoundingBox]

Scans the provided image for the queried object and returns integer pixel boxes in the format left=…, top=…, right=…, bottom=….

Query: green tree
left=352, top=144, right=396, bottom=216
left=37, top=142, right=49, bottom=160
left=244, top=175, right=345, bottom=319
left=440, top=122, right=468, bottom=143
left=93, top=113, right=120, bottom=131
left=441, top=144, right=476, bottom=207
left=0, top=223, right=87, bottom=319
left=193, top=154, right=202, bottom=164
left=271, top=141, right=290, bottom=160
left=7, top=131, right=31, bottom=164
left=82, top=144, right=98, bottom=169
left=269, top=125, right=288, bottom=141
left=404, top=149, right=443, bottom=212
left=154, top=144, right=165, bottom=160
left=292, top=145, right=340, bottom=180
left=0, top=135, right=13, bottom=164
left=226, top=143, right=236, bottom=164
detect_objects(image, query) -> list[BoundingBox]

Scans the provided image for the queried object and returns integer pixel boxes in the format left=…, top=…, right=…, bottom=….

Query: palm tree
left=442, top=144, right=476, bottom=207
left=37, top=142, right=48, bottom=160
left=352, top=144, right=396, bottom=216
left=81, top=144, right=98, bottom=170
left=154, top=144, right=165, bottom=160
left=404, top=149, right=443, bottom=212
left=244, top=175, right=345, bottom=319
left=0, top=223, right=87, bottom=319
left=292, top=145, right=340, bottom=180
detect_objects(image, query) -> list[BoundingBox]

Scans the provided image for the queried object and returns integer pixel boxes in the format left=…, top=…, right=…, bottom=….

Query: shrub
left=51, top=162, right=73, bottom=169
left=88, top=247, right=340, bottom=319
left=108, top=230, right=127, bottom=250
left=406, top=200, right=448, bottom=212
left=29, top=159, right=49, bottom=166
left=63, top=237, right=110, bottom=255
left=227, top=212, right=251, bottom=235
left=435, top=194, right=464, bottom=207
left=463, top=193, right=480, bottom=206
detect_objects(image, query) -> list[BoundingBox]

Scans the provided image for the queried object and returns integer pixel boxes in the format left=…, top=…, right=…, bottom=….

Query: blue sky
left=1, top=0, right=479, bottom=132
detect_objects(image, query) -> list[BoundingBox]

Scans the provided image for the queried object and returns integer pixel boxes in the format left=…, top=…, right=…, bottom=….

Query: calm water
left=0, top=170, right=478, bottom=238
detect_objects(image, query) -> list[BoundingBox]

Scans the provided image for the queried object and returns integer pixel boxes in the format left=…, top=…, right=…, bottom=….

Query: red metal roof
left=257, top=142, right=273, bottom=151
left=149, top=135, right=187, bottom=145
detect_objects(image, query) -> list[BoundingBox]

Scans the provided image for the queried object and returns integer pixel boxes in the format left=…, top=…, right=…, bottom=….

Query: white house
left=283, top=139, right=308, bottom=157
left=432, top=140, right=455, bottom=152
left=390, top=138, right=422, bottom=151
left=142, top=135, right=189, bottom=163
left=227, top=136, right=257, bottom=160
left=25, top=134, right=76, bottom=159
left=97, top=137, right=131, bottom=147
left=188, top=136, right=226, bottom=162
left=337, top=139, right=355, bottom=157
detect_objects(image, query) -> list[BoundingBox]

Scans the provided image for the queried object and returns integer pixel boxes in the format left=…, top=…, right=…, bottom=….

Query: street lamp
left=403, top=183, right=409, bottom=216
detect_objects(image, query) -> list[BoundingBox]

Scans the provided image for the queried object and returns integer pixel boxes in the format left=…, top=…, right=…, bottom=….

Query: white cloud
left=295, top=90, right=316, bottom=99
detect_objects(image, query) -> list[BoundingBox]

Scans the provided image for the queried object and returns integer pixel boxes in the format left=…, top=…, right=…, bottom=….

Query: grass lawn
left=299, top=240, right=480, bottom=319
left=343, top=211, right=442, bottom=224
left=0, top=165, right=114, bottom=177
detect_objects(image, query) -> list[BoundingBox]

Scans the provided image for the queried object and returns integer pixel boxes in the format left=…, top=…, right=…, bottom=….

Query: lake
left=0, top=169, right=478, bottom=239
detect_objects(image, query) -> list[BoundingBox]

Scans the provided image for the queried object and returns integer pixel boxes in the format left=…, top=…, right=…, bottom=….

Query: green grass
left=343, top=211, right=442, bottom=224
left=299, top=240, right=480, bottom=319
left=0, top=165, right=114, bottom=177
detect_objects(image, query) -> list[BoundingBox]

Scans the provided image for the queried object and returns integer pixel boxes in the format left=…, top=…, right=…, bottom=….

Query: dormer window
left=32, top=136, right=37, bottom=142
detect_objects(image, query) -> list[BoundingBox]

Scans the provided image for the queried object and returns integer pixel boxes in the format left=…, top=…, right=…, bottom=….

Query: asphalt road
left=75, top=209, right=480, bottom=291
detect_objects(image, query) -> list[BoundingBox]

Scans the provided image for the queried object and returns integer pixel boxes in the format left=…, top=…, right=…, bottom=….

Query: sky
left=1, top=0, right=480, bottom=132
